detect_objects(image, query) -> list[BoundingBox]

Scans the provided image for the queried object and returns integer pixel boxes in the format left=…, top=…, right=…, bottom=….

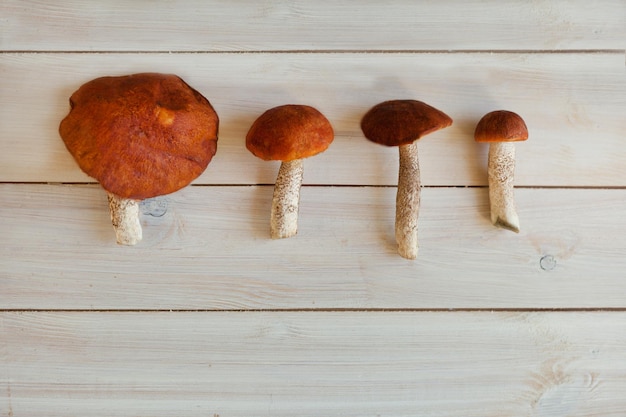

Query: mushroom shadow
left=199, top=110, right=277, bottom=240
left=349, top=138, right=398, bottom=254
left=375, top=186, right=401, bottom=256
left=86, top=185, right=120, bottom=244
left=249, top=184, right=275, bottom=240
left=455, top=116, right=491, bottom=224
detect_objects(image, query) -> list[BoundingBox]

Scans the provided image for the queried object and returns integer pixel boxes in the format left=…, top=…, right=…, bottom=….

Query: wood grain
left=2, top=311, right=625, bottom=417
left=1, top=52, right=625, bottom=186
left=2, top=0, right=624, bottom=51
left=3, top=184, right=625, bottom=310
left=2, top=1, right=626, bottom=415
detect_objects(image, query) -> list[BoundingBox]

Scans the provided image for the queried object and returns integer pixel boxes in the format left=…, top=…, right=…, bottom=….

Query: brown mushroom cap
left=474, top=110, right=528, bottom=143
left=59, top=73, right=219, bottom=200
left=360, top=100, right=453, bottom=147
left=246, top=105, right=334, bottom=162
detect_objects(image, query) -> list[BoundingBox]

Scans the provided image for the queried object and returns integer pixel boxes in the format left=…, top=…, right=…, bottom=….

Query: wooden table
left=2, top=1, right=625, bottom=415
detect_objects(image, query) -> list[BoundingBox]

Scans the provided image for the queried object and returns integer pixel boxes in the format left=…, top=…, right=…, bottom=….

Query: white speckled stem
left=107, top=192, right=142, bottom=245
left=396, top=142, right=420, bottom=259
left=488, top=142, right=520, bottom=233
left=271, top=159, right=304, bottom=239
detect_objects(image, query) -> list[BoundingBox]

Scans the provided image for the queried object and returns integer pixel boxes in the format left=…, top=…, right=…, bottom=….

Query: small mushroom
left=246, top=105, right=334, bottom=239
left=361, top=100, right=452, bottom=259
left=59, top=73, right=219, bottom=245
left=474, top=110, right=528, bottom=233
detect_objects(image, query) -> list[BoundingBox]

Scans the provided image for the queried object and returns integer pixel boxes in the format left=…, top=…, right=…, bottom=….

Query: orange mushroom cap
left=474, top=110, right=528, bottom=143
left=246, top=105, right=334, bottom=162
left=361, top=100, right=452, bottom=147
left=59, top=73, right=219, bottom=200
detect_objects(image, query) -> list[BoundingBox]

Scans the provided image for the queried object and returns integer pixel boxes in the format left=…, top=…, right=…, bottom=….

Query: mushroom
left=246, top=105, right=334, bottom=239
left=59, top=73, right=219, bottom=245
left=474, top=110, right=528, bottom=233
left=360, top=100, right=452, bottom=259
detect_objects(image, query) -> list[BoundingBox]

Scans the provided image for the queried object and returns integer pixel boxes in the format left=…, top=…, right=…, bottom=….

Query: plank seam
left=1, top=49, right=624, bottom=54
left=3, top=308, right=626, bottom=313
left=1, top=182, right=626, bottom=190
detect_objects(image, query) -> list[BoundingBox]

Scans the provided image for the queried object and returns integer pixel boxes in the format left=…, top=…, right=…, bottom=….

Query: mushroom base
left=488, top=142, right=520, bottom=233
left=107, top=192, right=143, bottom=245
left=271, top=159, right=304, bottom=239
left=396, top=142, right=420, bottom=259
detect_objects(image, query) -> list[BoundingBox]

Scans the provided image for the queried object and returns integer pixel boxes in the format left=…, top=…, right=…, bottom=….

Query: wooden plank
left=2, top=184, right=626, bottom=310
left=1, top=52, right=625, bottom=186
left=1, top=4, right=623, bottom=417
left=2, top=311, right=626, bottom=416
left=2, top=0, right=624, bottom=51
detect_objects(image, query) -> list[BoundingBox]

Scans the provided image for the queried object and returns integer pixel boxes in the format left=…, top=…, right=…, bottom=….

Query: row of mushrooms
left=59, top=73, right=528, bottom=259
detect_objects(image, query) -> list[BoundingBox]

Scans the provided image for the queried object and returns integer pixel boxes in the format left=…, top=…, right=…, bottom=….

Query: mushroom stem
left=107, top=192, right=142, bottom=245
left=487, top=142, right=520, bottom=233
left=271, top=159, right=304, bottom=239
left=396, top=141, right=420, bottom=259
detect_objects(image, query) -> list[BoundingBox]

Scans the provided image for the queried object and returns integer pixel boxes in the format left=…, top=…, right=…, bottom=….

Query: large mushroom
left=474, top=110, right=528, bottom=233
left=361, top=100, right=452, bottom=259
left=246, top=104, right=334, bottom=239
left=59, top=73, right=219, bottom=245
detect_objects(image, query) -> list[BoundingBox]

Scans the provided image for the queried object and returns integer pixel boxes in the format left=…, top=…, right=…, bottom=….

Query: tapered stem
left=396, top=142, right=420, bottom=259
left=107, top=192, right=142, bottom=245
left=271, top=159, right=304, bottom=239
left=487, top=142, right=520, bottom=233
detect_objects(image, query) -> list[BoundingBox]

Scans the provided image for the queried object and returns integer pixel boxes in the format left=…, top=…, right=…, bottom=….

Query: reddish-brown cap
left=474, top=110, right=528, bottom=143
left=360, top=100, right=452, bottom=147
left=246, top=105, right=334, bottom=162
left=59, top=73, right=219, bottom=200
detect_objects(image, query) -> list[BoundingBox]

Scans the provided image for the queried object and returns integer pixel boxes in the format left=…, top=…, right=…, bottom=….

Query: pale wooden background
left=1, top=1, right=626, bottom=416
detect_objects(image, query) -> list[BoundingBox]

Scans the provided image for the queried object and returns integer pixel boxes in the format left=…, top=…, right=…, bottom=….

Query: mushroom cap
left=474, top=110, right=528, bottom=143
left=59, top=73, right=219, bottom=200
left=246, top=105, right=334, bottom=162
left=360, top=100, right=453, bottom=147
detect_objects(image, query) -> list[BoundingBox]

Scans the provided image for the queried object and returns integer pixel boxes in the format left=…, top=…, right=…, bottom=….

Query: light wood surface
left=2, top=52, right=625, bottom=186
left=2, top=1, right=626, bottom=415
left=3, top=0, right=625, bottom=51
left=3, top=311, right=626, bottom=417
left=2, top=184, right=626, bottom=310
